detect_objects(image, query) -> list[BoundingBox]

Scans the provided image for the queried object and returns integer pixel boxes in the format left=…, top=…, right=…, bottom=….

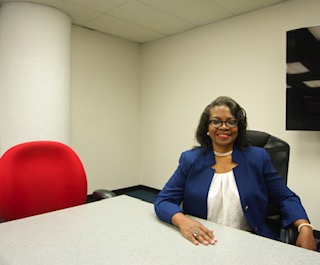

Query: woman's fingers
left=190, top=233, right=200, bottom=245
left=190, top=227, right=217, bottom=245
left=196, top=229, right=217, bottom=245
left=175, top=215, right=217, bottom=246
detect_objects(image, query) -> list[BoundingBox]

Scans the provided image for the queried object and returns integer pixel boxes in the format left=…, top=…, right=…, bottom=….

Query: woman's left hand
left=296, top=227, right=317, bottom=251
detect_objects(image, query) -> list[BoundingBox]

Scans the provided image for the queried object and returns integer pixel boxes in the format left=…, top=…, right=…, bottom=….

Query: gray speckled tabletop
left=0, top=195, right=319, bottom=265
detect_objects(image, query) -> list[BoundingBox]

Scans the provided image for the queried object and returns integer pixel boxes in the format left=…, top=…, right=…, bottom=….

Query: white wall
left=70, top=26, right=141, bottom=192
left=140, top=0, right=320, bottom=229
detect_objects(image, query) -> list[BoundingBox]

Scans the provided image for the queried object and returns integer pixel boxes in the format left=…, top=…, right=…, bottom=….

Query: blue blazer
left=154, top=146, right=309, bottom=239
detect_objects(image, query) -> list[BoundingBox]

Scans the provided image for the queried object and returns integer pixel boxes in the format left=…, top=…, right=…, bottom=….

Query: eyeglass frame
left=208, top=118, right=238, bottom=128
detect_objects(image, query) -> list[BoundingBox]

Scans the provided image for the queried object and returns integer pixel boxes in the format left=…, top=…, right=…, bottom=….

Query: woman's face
left=207, top=105, right=238, bottom=150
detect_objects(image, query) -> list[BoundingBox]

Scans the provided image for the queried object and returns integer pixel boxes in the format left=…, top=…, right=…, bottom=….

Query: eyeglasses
left=208, top=118, right=238, bottom=128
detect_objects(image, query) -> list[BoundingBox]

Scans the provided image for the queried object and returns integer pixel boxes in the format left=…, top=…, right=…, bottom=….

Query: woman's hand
left=171, top=212, right=217, bottom=245
left=293, top=220, right=317, bottom=251
left=296, top=227, right=317, bottom=251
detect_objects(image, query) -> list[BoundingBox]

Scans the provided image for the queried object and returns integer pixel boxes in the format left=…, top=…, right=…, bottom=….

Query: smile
left=216, top=133, right=231, bottom=138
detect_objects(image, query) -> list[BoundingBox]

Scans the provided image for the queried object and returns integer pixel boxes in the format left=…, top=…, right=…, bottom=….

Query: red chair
left=0, top=141, right=87, bottom=221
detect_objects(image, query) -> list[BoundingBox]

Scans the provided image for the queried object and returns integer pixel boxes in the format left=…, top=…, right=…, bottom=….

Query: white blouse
left=207, top=170, right=251, bottom=231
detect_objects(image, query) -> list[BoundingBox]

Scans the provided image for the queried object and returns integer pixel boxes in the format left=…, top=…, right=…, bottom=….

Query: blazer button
left=245, top=205, right=249, bottom=211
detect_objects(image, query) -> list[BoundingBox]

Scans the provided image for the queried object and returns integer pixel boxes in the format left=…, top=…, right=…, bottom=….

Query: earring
left=207, top=132, right=209, bottom=136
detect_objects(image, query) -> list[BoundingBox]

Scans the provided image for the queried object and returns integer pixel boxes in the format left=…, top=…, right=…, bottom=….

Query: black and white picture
left=286, top=25, right=320, bottom=130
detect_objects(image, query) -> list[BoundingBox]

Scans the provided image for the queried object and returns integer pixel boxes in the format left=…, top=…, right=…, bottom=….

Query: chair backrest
left=246, top=130, right=290, bottom=184
left=0, top=141, right=87, bottom=221
left=246, top=129, right=290, bottom=228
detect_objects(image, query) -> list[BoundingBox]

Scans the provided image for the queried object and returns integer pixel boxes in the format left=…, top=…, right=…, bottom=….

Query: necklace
left=213, top=150, right=233, bottom=157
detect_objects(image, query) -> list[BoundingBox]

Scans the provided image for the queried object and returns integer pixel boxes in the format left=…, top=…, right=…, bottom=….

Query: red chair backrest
left=0, top=141, right=87, bottom=221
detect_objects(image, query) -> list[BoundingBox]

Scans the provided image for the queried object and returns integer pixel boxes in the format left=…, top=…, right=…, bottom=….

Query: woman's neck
left=212, top=144, right=233, bottom=154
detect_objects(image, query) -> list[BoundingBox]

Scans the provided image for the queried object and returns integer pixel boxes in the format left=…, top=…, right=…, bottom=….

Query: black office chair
left=246, top=130, right=298, bottom=244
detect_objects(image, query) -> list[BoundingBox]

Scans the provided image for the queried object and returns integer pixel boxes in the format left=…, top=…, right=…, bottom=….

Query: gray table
left=0, top=195, right=318, bottom=265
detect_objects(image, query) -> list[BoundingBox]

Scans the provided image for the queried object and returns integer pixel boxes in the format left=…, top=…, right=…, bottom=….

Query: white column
left=0, top=2, right=71, bottom=155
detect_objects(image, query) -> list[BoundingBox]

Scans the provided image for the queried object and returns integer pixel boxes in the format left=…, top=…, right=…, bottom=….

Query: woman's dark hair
left=195, top=96, right=248, bottom=150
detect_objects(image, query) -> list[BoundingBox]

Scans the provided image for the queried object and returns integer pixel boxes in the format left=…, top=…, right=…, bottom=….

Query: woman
left=154, top=96, right=316, bottom=250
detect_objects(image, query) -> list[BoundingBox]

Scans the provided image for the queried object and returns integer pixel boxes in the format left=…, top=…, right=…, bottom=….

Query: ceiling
left=0, top=0, right=289, bottom=43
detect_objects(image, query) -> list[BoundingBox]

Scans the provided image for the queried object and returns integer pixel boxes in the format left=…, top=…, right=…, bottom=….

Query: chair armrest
left=284, top=224, right=298, bottom=245
left=92, top=189, right=116, bottom=200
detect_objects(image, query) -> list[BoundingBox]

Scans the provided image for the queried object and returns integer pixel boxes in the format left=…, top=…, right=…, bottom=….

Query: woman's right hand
left=171, top=212, right=217, bottom=245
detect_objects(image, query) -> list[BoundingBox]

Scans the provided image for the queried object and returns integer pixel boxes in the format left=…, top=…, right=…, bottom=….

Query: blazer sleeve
left=261, top=149, right=309, bottom=227
left=154, top=151, right=192, bottom=224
